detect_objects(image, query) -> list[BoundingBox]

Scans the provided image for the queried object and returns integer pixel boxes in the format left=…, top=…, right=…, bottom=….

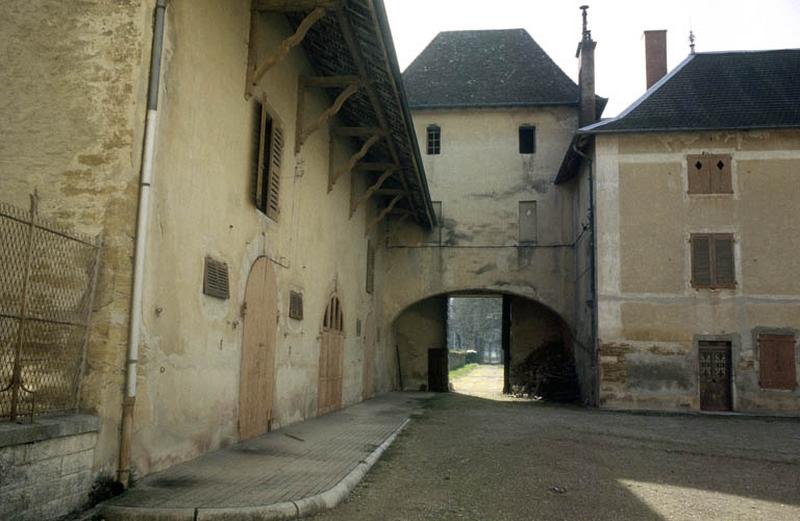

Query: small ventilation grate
left=203, top=257, right=229, bottom=300
left=356, top=318, right=362, bottom=336
left=289, top=290, right=304, bottom=320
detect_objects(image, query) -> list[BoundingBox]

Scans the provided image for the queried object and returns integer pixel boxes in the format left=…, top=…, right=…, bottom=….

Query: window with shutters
left=366, top=241, right=375, bottom=294
left=203, top=257, right=230, bottom=299
left=289, top=291, right=304, bottom=320
left=252, top=100, right=283, bottom=221
left=519, top=125, right=536, bottom=154
left=426, top=125, right=441, bottom=155
left=690, top=233, right=736, bottom=289
left=687, top=154, right=732, bottom=194
left=758, top=333, right=797, bottom=390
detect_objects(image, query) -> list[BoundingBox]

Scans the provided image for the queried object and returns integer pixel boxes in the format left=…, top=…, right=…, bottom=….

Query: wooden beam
left=329, top=134, right=381, bottom=191
left=367, top=194, right=403, bottom=235
left=349, top=168, right=397, bottom=217
left=353, top=162, right=397, bottom=172
left=336, top=8, right=420, bottom=221
left=305, top=75, right=361, bottom=87
left=334, top=127, right=387, bottom=137
left=250, top=7, right=326, bottom=87
left=254, top=0, right=339, bottom=12
left=297, top=80, right=360, bottom=153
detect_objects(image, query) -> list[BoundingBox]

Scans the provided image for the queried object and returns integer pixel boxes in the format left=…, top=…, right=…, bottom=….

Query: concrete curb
left=102, top=418, right=411, bottom=521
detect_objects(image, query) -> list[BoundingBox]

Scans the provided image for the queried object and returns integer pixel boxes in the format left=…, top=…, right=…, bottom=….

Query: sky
left=384, top=0, right=800, bottom=116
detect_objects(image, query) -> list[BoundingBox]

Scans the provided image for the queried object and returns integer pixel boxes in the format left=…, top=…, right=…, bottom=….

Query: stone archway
left=391, top=290, right=585, bottom=402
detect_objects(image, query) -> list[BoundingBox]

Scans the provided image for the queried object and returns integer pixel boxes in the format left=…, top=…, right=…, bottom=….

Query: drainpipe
left=572, top=143, right=599, bottom=407
left=118, top=0, right=167, bottom=486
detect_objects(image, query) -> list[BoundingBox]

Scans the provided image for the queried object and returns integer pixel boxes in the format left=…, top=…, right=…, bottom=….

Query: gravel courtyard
left=312, top=367, right=800, bottom=521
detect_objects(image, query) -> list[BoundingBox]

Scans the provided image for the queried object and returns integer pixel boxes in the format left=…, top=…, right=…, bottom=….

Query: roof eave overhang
left=580, top=124, right=800, bottom=135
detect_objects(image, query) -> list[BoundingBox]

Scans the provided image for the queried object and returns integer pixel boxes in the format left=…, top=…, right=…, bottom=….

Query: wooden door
left=428, top=348, right=449, bottom=392
left=318, top=295, right=344, bottom=415
left=699, top=341, right=732, bottom=411
left=238, top=257, right=278, bottom=440
left=362, top=313, right=376, bottom=400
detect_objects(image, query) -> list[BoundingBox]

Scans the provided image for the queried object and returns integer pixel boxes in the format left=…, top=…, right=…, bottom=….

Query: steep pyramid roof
left=402, top=29, right=580, bottom=109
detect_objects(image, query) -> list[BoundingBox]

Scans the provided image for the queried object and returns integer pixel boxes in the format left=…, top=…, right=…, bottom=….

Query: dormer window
left=426, top=125, right=441, bottom=155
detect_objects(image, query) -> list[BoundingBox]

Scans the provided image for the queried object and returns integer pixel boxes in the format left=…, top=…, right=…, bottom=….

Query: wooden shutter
left=691, top=235, right=712, bottom=287
left=710, top=155, right=732, bottom=193
left=265, top=126, right=283, bottom=221
left=687, top=155, right=711, bottom=194
left=714, top=235, right=735, bottom=287
left=252, top=101, right=267, bottom=209
left=366, top=241, right=375, bottom=294
left=759, top=334, right=797, bottom=390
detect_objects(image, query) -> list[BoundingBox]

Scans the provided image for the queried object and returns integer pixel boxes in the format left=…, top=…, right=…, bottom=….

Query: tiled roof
left=402, top=29, right=582, bottom=109
left=585, top=49, right=800, bottom=133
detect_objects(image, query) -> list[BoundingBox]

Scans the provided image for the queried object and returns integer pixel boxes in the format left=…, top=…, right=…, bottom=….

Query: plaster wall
left=383, top=107, right=579, bottom=324
left=0, top=0, right=398, bottom=481
left=594, top=130, right=800, bottom=414
left=0, top=0, right=150, bottom=477
left=131, top=1, right=394, bottom=476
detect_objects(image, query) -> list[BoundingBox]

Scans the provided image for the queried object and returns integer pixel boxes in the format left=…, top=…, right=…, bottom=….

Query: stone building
left=558, top=35, right=800, bottom=413
left=1, top=1, right=434, bottom=519
left=384, top=28, right=604, bottom=397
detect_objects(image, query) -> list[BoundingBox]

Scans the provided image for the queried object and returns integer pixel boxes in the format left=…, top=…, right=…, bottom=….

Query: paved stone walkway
left=102, top=393, right=430, bottom=520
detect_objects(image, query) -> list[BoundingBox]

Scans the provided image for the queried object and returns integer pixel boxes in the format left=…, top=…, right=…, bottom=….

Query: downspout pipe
left=572, top=143, right=599, bottom=407
left=118, top=0, right=167, bottom=486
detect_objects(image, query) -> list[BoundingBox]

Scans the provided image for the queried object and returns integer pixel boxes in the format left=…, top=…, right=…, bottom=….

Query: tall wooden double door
left=318, top=294, right=344, bottom=415
left=238, top=257, right=278, bottom=440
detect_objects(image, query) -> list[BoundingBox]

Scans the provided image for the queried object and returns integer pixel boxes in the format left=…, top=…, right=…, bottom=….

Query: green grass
left=448, top=363, right=479, bottom=380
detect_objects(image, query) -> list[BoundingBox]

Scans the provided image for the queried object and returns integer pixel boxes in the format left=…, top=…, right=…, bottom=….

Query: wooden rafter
left=329, top=134, right=381, bottom=191
left=254, top=0, right=339, bottom=11
left=335, top=8, right=420, bottom=220
left=296, top=78, right=360, bottom=153
left=249, top=6, right=327, bottom=91
left=366, top=194, right=403, bottom=234
left=349, top=167, right=397, bottom=217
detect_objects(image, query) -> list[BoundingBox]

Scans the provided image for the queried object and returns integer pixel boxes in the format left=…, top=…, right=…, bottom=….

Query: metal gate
left=0, top=195, right=101, bottom=421
left=699, top=341, right=732, bottom=411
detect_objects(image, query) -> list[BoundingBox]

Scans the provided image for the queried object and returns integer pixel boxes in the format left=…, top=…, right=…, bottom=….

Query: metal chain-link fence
left=0, top=195, right=101, bottom=421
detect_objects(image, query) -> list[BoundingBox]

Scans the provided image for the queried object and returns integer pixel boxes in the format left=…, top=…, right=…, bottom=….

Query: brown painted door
left=699, top=341, right=732, bottom=411
left=318, top=295, right=344, bottom=415
left=238, top=257, right=278, bottom=440
left=362, top=313, right=376, bottom=400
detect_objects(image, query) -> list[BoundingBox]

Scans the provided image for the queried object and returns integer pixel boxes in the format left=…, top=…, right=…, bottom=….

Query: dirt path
left=450, top=364, right=504, bottom=398
left=311, top=393, right=800, bottom=521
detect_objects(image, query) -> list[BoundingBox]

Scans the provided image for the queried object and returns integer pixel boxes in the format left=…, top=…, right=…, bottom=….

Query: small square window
left=519, top=126, right=536, bottom=154
left=426, top=125, right=441, bottom=155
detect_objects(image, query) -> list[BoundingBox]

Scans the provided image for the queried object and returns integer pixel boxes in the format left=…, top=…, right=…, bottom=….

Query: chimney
left=644, top=30, right=667, bottom=88
left=577, top=5, right=597, bottom=126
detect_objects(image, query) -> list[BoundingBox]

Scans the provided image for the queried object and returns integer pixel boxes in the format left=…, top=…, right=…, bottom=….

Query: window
left=758, top=333, right=797, bottom=390
left=289, top=291, right=304, bottom=320
left=366, top=241, right=375, bottom=294
left=519, top=125, right=536, bottom=154
left=426, top=125, right=441, bottom=155
left=691, top=233, right=735, bottom=288
left=519, top=201, right=538, bottom=244
left=252, top=100, right=283, bottom=220
left=687, top=154, right=732, bottom=194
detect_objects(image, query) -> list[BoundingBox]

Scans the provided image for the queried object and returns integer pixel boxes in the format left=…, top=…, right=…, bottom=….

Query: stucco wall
left=595, top=130, right=800, bottom=414
left=383, top=107, right=579, bottom=324
left=1, top=0, right=399, bottom=482
left=0, top=0, right=150, bottom=477
left=130, top=1, right=394, bottom=476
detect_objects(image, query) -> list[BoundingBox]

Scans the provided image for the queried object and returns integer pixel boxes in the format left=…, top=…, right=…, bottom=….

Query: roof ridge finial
left=580, top=5, right=591, bottom=41
left=689, top=30, right=696, bottom=54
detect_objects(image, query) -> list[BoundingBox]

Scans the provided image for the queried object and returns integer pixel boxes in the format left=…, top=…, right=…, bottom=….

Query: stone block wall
left=0, top=416, right=100, bottom=521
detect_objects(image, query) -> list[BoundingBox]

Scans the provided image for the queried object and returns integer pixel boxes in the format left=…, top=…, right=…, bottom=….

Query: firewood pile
left=511, top=342, right=580, bottom=402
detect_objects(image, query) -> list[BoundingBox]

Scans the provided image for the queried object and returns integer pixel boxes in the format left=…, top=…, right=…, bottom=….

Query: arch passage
left=318, top=295, right=344, bottom=415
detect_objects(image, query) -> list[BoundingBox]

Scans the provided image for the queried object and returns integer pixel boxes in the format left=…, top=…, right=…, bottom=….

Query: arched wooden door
left=318, top=294, right=344, bottom=415
left=238, top=257, right=278, bottom=440
left=362, top=312, right=376, bottom=400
